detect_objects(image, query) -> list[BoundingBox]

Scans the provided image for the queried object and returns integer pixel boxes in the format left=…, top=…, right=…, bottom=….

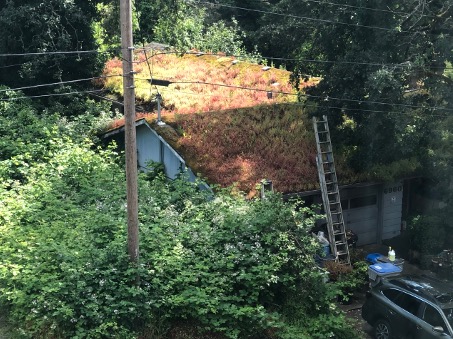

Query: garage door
left=342, top=193, right=379, bottom=246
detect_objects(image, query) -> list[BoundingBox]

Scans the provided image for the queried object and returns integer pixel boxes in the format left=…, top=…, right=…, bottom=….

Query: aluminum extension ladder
left=313, top=115, right=351, bottom=265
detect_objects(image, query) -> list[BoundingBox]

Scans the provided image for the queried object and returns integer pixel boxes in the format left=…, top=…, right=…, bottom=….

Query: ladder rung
left=315, top=117, right=351, bottom=267
left=334, top=231, right=346, bottom=236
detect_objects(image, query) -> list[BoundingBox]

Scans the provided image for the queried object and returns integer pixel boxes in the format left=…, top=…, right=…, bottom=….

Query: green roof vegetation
left=102, top=51, right=421, bottom=195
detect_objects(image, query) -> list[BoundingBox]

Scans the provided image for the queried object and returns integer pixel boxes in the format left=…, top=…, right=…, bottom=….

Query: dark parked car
left=362, top=275, right=453, bottom=339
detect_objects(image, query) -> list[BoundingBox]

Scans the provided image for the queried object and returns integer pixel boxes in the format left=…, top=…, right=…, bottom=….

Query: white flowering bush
left=0, top=97, right=353, bottom=338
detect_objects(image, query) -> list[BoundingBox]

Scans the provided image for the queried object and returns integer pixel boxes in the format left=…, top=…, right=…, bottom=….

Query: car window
left=383, top=289, right=421, bottom=316
left=423, top=304, right=446, bottom=329
left=382, top=288, right=401, bottom=302
left=443, top=308, right=453, bottom=329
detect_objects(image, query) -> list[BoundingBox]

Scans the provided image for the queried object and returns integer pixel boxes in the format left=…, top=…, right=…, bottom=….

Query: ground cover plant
left=100, top=51, right=317, bottom=117
left=101, top=51, right=391, bottom=196
left=0, top=92, right=359, bottom=338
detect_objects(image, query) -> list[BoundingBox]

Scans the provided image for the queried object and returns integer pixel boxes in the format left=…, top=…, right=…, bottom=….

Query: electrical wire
left=134, top=48, right=453, bottom=71
left=87, top=92, right=125, bottom=107
left=244, top=0, right=439, bottom=18
left=0, top=63, right=24, bottom=69
left=196, top=1, right=420, bottom=33
left=87, top=92, right=147, bottom=112
left=0, top=89, right=107, bottom=101
left=136, top=77, right=453, bottom=113
left=0, top=75, right=122, bottom=93
left=0, top=46, right=445, bottom=72
left=0, top=50, right=105, bottom=57
left=147, top=85, right=449, bottom=118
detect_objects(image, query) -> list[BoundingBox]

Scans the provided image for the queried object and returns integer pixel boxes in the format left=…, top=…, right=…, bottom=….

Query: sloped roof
left=101, top=50, right=363, bottom=195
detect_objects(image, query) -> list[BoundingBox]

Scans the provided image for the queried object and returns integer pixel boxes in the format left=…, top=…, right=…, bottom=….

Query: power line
left=0, top=75, right=122, bottom=93
left=0, top=50, right=105, bottom=57
left=145, top=86, right=449, bottom=118
left=137, top=77, right=453, bottom=113
left=88, top=92, right=125, bottom=107
left=0, top=63, right=24, bottom=69
left=245, top=0, right=438, bottom=18
left=0, top=89, right=106, bottom=102
left=2, top=46, right=442, bottom=75
left=134, top=48, right=453, bottom=71
left=196, top=1, right=409, bottom=33
left=88, top=92, right=147, bottom=112
left=197, top=1, right=453, bottom=35
left=302, top=93, right=453, bottom=112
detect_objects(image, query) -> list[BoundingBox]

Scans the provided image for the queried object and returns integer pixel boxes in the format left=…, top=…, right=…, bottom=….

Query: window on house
left=350, top=195, right=377, bottom=209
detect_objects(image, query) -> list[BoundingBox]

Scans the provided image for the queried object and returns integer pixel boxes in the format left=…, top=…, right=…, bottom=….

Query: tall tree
left=286, top=0, right=453, bottom=174
left=0, top=0, right=104, bottom=93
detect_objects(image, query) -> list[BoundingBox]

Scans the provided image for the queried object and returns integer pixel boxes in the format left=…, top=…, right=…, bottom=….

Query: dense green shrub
left=0, top=152, right=325, bottom=338
left=408, top=214, right=447, bottom=254
left=0, top=94, right=353, bottom=338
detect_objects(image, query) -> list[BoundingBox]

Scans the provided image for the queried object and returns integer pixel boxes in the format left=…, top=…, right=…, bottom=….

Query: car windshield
left=443, top=308, right=453, bottom=329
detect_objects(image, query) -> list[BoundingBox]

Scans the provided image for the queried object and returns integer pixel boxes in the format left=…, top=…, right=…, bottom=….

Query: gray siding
left=136, top=124, right=161, bottom=169
left=381, top=181, right=403, bottom=240
left=341, top=185, right=379, bottom=246
left=136, top=123, right=186, bottom=180
left=134, top=121, right=209, bottom=191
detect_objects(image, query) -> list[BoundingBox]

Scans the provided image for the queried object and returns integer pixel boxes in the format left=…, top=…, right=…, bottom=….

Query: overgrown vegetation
left=408, top=213, right=453, bottom=255
left=0, top=93, right=359, bottom=338
left=101, top=51, right=306, bottom=116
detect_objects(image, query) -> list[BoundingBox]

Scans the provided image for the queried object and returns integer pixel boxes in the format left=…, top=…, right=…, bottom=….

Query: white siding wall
left=341, top=185, right=379, bottom=246
left=381, top=181, right=403, bottom=240
left=136, top=124, right=161, bottom=170
left=136, top=124, right=186, bottom=180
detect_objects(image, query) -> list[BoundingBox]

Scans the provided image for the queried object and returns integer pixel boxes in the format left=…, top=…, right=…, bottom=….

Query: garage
left=341, top=186, right=380, bottom=246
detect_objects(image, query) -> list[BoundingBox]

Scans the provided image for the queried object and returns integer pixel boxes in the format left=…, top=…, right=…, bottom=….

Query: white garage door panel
left=356, top=230, right=378, bottom=246
left=383, top=221, right=400, bottom=232
left=348, top=220, right=377, bottom=233
left=382, top=230, right=399, bottom=240
left=345, top=207, right=378, bottom=223
left=383, top=211, right=402, bottom=221
left=383, top=199, right=402, bottom=208
left=347, top=220, right=378, bottom=246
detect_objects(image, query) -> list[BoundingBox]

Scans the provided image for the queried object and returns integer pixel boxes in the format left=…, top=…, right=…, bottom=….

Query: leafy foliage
left=287, top=0, right=453, bottom=174
left=0, top=0, right=104, bottom=94
left=408, top=214, right=449, bottom=254
left=174, top=104, right=319, bottom=194
left=101, top=51, right=307, bottom=115
left=0, top=92, right=356, bottom=338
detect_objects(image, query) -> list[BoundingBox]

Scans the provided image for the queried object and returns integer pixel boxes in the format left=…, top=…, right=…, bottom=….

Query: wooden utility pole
left=120, top=0, right=139, bottom=263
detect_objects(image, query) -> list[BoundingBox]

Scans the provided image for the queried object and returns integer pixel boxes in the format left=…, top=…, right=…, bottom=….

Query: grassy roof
left=101, top=50, right=366, bottom=195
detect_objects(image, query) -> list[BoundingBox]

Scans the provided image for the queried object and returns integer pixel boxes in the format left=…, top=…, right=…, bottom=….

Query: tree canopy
left=0, top=0, right=104, bottom=93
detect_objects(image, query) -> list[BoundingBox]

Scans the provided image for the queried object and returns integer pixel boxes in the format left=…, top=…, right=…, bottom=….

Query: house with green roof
left=101, top=50, right=413, bottom=246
